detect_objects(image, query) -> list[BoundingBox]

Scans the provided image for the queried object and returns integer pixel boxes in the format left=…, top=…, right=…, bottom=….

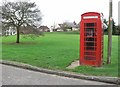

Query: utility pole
left=107, top=0, right=113, bottom=64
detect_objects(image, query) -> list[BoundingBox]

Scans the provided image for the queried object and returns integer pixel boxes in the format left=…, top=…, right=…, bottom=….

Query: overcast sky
left=0, top=0, right=119, bottom=27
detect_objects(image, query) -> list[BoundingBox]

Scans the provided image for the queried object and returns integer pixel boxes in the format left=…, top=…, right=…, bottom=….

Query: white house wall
left=5, top=29, right=17, bottom=36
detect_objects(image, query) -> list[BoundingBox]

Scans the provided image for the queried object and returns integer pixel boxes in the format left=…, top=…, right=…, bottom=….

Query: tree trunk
left=16, top=27, right=20, bottom=43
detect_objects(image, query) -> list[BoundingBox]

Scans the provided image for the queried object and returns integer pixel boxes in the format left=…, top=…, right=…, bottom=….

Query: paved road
left=2, top=64, right=113, bottom=85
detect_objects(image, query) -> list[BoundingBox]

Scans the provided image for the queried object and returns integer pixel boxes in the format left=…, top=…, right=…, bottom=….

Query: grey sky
left=0, top=0, right=119, bottom=27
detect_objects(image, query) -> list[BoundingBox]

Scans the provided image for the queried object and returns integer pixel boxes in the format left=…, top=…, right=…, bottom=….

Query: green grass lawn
left=1, top=32, right=118, bottom=77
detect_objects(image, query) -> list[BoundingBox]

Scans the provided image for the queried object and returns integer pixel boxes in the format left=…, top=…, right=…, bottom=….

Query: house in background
left=53, top=27, right=63, bottom=32
left=38, top=26, right=50, bottom=32
left=2, top=26, right=35, bottom=36
left=3, top=27, right=17, bottom=36
left=2, top=25, right=44, bottom=36
left=72, top=21, right=79, bottom=31
left=58, top=21, right=79, bottom=31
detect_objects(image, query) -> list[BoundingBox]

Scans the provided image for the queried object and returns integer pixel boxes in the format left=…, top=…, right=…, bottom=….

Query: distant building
left=2, top=25, right=39, bottom=36
left=58, top=21, right=79, bottom=31
left=38, top=26, right=50, bottom=32
left=55, top=28, right=64, bottom=32
left=3, top=27, right=17, bottom=36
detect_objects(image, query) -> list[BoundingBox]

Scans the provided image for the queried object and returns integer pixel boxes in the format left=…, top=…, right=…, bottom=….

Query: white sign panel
left=83, top=16, right=98, bottom=19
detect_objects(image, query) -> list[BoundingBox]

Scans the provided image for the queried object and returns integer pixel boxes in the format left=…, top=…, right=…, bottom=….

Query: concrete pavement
left=2, top=64, right=114, bottom=85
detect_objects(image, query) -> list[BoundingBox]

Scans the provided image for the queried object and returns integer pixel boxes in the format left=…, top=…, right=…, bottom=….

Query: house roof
left=59, top=22, right=79, bottom=28
left=39, top=26, right=49, bottom=29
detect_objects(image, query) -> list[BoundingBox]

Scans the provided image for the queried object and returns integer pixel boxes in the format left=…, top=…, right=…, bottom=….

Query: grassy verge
left=2, top=32, right=118, bottom=77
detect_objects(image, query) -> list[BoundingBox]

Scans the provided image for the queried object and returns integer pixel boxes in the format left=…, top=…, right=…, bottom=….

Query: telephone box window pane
left=85, top=28, right=95, bottom=30
left=85, top=42, right=95, bottom=46
left=85, top=47, right=95, bottom=50
left=84, top=56, right=96, bottom=60
left=84, top=52, right=96, bottom=56
left=85, top=33, right=96, bottom=36
left=85, top=23, right=95, bottom=27
left=85, top=38, right=96, bottom=41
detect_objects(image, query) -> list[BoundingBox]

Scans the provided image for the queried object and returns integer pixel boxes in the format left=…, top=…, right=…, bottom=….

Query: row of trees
left=104, top=19, right=120, bottom=35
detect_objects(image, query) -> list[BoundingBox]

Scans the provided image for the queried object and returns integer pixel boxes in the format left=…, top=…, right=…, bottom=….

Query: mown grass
left=1, top=32, right=118, bottom=77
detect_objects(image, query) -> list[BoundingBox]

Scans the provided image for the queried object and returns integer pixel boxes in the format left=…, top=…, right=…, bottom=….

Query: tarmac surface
left=2, top=64, right=114, bottom=85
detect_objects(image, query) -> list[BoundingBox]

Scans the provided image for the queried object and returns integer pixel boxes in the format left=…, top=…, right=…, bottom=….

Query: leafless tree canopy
left=1, top=1, right=42, bottom=27
left=0, top=1, right=42, bottom=43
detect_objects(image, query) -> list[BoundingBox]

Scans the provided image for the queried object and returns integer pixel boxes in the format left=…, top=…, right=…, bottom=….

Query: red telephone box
left=80, top=12, right=103, bottom=67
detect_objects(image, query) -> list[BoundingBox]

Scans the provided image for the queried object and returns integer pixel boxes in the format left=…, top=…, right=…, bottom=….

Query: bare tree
left=1, top=1, right=42, bottom=43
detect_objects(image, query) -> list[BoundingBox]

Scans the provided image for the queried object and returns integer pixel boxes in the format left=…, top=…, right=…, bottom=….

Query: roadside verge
left=0, top=60, right=119, bottom=85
